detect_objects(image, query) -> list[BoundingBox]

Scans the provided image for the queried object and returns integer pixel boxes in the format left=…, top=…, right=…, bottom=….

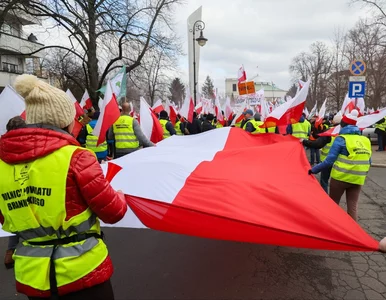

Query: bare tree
left=2, top=0, right=182, bottom=105
left=290, top=41, right=333, bottom=107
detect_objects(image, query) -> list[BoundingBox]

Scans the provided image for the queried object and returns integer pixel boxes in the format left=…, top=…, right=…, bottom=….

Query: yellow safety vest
left=113, top=115, right=139, bottom=149
left=0, top=145, right=108, bottom=292
left=243, top=120, right=264, bottom=134
left=330, top=135, right=372, bottom=186
left=292, top=122, right=309, bottom=139
left=85, top=124, right=107, bottom=154
left=320, top=136, right=336, bottom=162
left=174, top=121, right=183, bottom=135
left=375, top=118, right=386, bottom=132
left=212, top=121, right=224, bottom=129
left=265, top=126, right=276, bottom=133
left=159, top=119, right=171, bottom=139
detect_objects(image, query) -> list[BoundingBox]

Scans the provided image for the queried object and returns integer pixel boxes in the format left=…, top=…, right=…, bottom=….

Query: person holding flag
left=0, top=74, right=127, bottom=299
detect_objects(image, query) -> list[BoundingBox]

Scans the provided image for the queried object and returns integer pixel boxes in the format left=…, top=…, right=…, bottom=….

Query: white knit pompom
left=14, top=74, right=40, bottom=99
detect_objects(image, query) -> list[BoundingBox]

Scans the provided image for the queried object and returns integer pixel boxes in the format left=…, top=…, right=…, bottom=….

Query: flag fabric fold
left=140, top=97, right=163, bottom=143
left=97, top=128, right=378, bottom=252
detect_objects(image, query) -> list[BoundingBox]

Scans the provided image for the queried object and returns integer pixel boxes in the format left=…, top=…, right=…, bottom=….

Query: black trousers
left=28, top=280, right=114, bottom=300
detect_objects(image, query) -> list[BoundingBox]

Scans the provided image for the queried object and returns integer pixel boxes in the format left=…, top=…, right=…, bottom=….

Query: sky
left=172, top=0, right=372, bottom=94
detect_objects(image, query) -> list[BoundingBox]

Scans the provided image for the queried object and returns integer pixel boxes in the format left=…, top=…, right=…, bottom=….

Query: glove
left=308, top=169, right=313, bottom=175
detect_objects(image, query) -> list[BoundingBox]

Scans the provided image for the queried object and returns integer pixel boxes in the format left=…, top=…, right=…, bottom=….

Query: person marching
left=287, top=113, right=311, bottom=140
left=309, top=110, right=372, bottom=221
left=159, top=110, right=176, bottom=139
left=243, top=113, right=264, bottom=134
left=0, top=74, right=127, bottom=299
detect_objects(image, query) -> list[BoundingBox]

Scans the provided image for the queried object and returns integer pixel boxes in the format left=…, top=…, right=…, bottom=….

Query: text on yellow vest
left=113, top=115, right=139, bottom=149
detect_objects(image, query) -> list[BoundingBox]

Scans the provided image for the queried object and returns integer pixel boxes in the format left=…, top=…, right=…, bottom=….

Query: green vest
left=320, top=136, right=336, bottom=162
left=265, top=126, right=276, bottom=133
left=330, top=135, right=372, bottom=186
left=159, top=119, right=171, bottom=139
left=85, top=124, right=108, bottom=154
left=292, top=122, right=309, bottom=139
left=243, top=120, right=264, bottom=134
left=375, top=118, right=386, bottom=132
left=175, top=121, right=183, bottom=135
left=113, top=115, right=140, bottom=149
left=0, top=146, right=107, bottom=291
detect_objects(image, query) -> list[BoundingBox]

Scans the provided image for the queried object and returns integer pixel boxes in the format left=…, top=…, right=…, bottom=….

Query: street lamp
left=190, top=20, right=208, bottom=106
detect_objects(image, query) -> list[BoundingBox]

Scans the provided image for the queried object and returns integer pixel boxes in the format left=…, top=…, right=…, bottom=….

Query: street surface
left=1, top=168, right=386, bottom=300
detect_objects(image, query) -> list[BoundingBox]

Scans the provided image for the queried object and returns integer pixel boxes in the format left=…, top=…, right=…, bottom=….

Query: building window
left=232, top=83, right=237, bottom=92
left=2, top=62, right=19, bottom=73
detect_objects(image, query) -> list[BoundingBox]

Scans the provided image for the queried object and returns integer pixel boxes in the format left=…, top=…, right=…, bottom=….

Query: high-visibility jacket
left=320, top=136, right=336, bottom=162
left=112, top=115, right=139, bottom=149
left=243, top=120, right=264, bottom=134
left=0, top=145, right=108, bottom=292
left=175, top=121, right=183, bottom=135
left=330, top=135, right=372, bottom=186
left=159, top=119, right=171, bottom=139
left=266, top=127, right=276, bottom=133
left=235, top=122, right=242, bottom=128
left=292, top=122, right=310, bottom=139
left=212, top=121, right=223, bottom=129
left=375, top=118, right=386, bottom=132
left=85, top=124, right=108, bottom=154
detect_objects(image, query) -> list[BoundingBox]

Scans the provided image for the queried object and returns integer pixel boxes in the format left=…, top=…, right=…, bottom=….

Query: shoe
left=4, top=249, right=14, bottom=269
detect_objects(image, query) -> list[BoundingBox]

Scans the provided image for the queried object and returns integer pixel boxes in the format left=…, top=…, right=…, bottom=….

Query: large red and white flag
left=80, top=90, right=93, bottom=110
left=341, top=94, right=365, bottom=116
left=152, top=99, right=164, bottom=114
left=140, top=97, right=163, bottom=143
left=0, top=85, right=25, bottom=135
left=357, top=108, right=386, bottom=129
left=319, top=125, right=341, bottom=137
left=95, top=128, right=379, bottom=252
left=262, top=80, right=310, bottom=128
left=93, top=80, right=121, bottom=146
left=66, top=89, right=84, bottom=118
left=315, top=99, right=327, bottom=127
left=238, top=66, right=247, bottom=83
left=180, top=89, right=194, bottom=123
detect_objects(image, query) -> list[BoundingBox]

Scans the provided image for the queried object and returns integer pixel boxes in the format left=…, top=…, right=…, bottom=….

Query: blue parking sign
left=348, top=81, right=366, bottom=98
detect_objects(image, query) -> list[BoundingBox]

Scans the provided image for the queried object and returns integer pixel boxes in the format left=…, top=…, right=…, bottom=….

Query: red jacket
left=0, top=127, right=127, bottom=297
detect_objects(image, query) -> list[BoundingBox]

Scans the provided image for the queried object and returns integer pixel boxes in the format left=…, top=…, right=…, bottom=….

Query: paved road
left=1, top=168, right=386, bottom=300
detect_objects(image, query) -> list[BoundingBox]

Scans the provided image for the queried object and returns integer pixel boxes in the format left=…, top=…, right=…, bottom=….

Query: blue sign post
left=348, top=81, right=366, bottom=98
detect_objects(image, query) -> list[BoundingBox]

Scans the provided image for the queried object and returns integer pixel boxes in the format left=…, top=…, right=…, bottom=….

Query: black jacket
left=303, top=136, right=332, bottom=149
left=201, top=120, right=216, bottom=132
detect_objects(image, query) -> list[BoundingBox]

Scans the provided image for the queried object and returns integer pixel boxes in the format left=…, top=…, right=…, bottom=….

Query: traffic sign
left=349, top=76, right=365, bottom=82
left=349, top=81, right=366, bottom=98
left=350, top=60, right=366, bottom=76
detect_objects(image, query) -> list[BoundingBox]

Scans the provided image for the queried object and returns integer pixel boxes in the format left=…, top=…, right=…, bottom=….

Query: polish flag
left=80, top=90, right=93, bottom=110
left=180, top=89, right=194, bottom=123
left=214, top=94, right=225, bottom=125
left=341, top=94, right=365, bottom=116
left=308, top=101, right=318, bottom=120
left=140, top=97, right=163, bottom=143
left=165, top=99, right=178, bottom=125
left=66, top=89, right=84, bottom=118
left=0, top=85, right=25, bottom=135
left=319, top=125, right=341, bottom=137
left=152, top=99, right=164, bottom=114
left=303, top=107, right=309, bottom=118
left=357, top=108, right=386, bottom=129
left=96, top=128, right=379, bottom=252
left=195, top=102, right=203, bottom=115
left=231, top=100, right=247, bottom=126
left=262, top=80, right=310, bottom=128
left=315, top=99, right=327, bottom=127
left=238, top=66, right=247, bottom=83
left=299, top=79, right=306, bottom=89
left=225, top=97, right=233, bottom=122
left=260, top=96, right=270, bottom=122
left=93, top=80, right=121, bottom=146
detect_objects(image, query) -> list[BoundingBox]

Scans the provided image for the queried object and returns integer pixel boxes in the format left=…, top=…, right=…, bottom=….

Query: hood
left=339, top=125, right=361, bottom=135
left=0, top=126, right=80, bottom=164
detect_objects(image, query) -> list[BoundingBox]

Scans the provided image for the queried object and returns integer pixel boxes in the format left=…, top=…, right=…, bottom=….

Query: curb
left=372, top=164, right=386, bottom=168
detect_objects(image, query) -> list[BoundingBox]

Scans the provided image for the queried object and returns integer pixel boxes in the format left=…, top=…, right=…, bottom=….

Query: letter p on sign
left=349, top=81, right=366, bottom=98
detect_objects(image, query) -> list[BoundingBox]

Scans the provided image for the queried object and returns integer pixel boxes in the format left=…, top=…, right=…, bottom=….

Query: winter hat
left=342, top=110, right=358, bottom=126
left=332, top=112, right=343, bottom=125
left=254, top=113, right=261, bottom=121
left=159, top=110, right=168, bottom=119
left=14, top=74, right=75, bottom=129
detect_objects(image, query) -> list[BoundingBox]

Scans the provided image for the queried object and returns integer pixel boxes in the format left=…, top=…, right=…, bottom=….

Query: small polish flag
left=180, top=89, right=194, bottom=123
left=66, top=89, right=84, bottom=118
left=225, top=97, right=233, bottom=122
left=195, top=102, right=203, bottom=115
left=140, top=97, right=163, bottom=143
left=165, top=99, right=178, bottom=125
left=80, top=90, right=93, bottom=110
left=93, top=80, right=121, bottom=146
left=238, top=66, right=247, bottom=84
left=152, top=99, right=164, bottom=114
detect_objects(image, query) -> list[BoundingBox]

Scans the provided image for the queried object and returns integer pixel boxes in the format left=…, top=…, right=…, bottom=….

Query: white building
left=0, top=8, right=46, bottom=92
left=225, top=78, right=288, bottom=102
